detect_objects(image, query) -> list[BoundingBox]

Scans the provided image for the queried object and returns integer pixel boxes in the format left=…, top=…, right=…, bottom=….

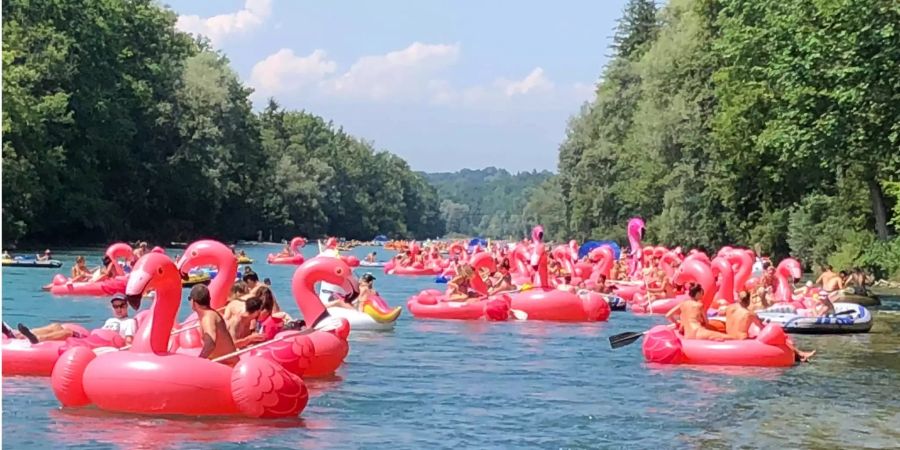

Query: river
left=3, top=244, right=899, bottom=449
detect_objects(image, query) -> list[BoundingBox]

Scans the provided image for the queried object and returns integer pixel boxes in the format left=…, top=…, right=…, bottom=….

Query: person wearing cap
left=101, top=295, right=138, bottom=345
left=190, top=284, right=237, bottom=364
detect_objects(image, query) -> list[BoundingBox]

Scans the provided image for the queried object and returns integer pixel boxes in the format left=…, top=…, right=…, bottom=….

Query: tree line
left=2, top=0, right=445, bottom=246
left=532, top=0, right=899, bottom=278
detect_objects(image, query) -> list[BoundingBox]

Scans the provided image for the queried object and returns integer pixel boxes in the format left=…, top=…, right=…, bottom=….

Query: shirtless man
left=816, top=265, right=843, bottom=292
left=725, top=290, right=816, bottom=361
left=665, top=285, right=729, bottom=340
left=222, top=282, right=250, bottom=324
left=227, top=296, right=266, bottom=348
left=191, top=285, right=237, bottom=364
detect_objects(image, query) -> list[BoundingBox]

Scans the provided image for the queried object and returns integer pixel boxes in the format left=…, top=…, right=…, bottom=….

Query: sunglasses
left=112, top=303, right=127, bottom=309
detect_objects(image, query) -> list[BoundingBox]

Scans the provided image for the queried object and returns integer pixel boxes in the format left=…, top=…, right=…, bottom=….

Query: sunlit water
left=3, top=244, right=899, bottom=449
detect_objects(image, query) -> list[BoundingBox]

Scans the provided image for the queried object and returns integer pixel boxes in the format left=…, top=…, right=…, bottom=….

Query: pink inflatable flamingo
left=675, top=258, right=716, bottom=311
left=774, top=258, right=802, bottom=303
left=51, top=253, right=307, bottom=418
left=266, top=237, right=307, bottom=265
left=254, top=256, right=354, bottom=377
left=721, top=249, right=753, bottom=293
left=44, top=242, right=133, bottom=296
left=711, top=256, right=736, bottom=304
left=627, top=218, right=645, bottom=278
left=529, top=226, right=549, bottom=288
left=173, top=240, right=239, bottom=351
left=3, top=324, right=123, bottom=376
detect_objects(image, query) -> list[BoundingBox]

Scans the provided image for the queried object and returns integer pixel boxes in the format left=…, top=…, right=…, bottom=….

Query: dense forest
left=425, top=168, right=552, bottom=240
left=544, top=0, right=900, bottom=278
left=2, top=0, right=444, bottom=245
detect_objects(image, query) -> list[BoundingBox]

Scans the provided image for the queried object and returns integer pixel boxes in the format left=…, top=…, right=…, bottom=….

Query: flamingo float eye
left=157, top=267, right=164, bottom=275
left=191, top=250, right=198, bottom=257
left=335, top=267, right=344, bottom=276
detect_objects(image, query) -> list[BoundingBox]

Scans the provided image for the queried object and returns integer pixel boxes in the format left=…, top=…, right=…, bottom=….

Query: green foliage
left=425, top=168, right=551, bottom=239
left=557, top=0, right=899, bottom=277
left=2, top=0, right=443, bottom=245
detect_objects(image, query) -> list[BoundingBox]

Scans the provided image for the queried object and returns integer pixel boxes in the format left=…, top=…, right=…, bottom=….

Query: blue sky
left=166, top=0, right=628, bottom=172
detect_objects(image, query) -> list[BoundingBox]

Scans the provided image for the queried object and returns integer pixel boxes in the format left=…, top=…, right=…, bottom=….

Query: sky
left=166, top=0, right=628, bottom=173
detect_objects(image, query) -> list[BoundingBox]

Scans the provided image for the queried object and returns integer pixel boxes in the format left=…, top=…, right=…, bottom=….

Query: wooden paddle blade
left=608, top=331, right=644, bottom=349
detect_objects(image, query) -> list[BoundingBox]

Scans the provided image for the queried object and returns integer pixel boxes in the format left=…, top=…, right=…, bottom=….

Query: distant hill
left=422, top=167, right=553, bottom=239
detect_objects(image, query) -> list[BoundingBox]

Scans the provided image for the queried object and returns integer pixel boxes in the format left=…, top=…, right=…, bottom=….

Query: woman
left=70, top=256, right=91, bottom=282
left=447, top=264, right=477, bottom=302
left=489, top=259, right=515, bottom=295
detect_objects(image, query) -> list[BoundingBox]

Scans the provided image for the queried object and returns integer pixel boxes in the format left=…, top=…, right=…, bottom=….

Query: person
left=242, top=271, right=261, bottom=293
left=365, top=252, right=377, bottom=263
left=816, top=265, right=843, bottom=292
left=89, top=256, right=118, bottom=282
left=794, top=280, right=814, bottom=296
left=276, top=244, right=292, bottom=257
left=759, top=263, right=776, bottom=291
left=227, top=296, right=267, bottom=348
left=7, top=321, right=83, bottom=344
left=489, top=259, right=515, bottom=294
left=263, top=277, right=272, bottom=286
left=37, top=249, right=52, bottom=262
left=810, top=293, right=836, bottom=317
left=70, top=256, right=92, bottom=282
left=664, top=284, right=729, bottom=340
left=749, top=287, right=770, bottom=312
left=132, top=241, right=148, bottom=265
left=222, top=282, right=251, bottom=323
left=2, top=250, right=11, bottom=260
left=239, top=250, right=248, bottom=258
left=256, top=290, right=285, bottom=340
left=101, top=295, right=138, bottom=345
left=725, top=288, right=815, bottom=362
left=845, top=268, right=870, bottom=295
left=191, top=284, right=237, bottom=364
left=447, top=264, right=478, bottom=302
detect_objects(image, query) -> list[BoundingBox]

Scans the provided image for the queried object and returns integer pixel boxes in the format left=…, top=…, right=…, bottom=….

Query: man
left=102, top=295, right=138, bottom=345
left=664, top=284, right=729, bottom=340
left=725, top=289, right=815, bottom=362
left=36, top=249, right=53, bottom=262
left=816, top=264, right=843, bottom=292
left=365, top=252, right=377, bottom=263
left=227, top=296, right=267, bottom=348
left=5, top=322, right=81, bottom=344
left=191, top=284, right=237, bottom=364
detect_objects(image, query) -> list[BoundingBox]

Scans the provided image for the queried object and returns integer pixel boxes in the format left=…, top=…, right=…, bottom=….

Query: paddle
left=212, top=326, right=319, bottom=363
left=608, top=331, right=648, bottom=349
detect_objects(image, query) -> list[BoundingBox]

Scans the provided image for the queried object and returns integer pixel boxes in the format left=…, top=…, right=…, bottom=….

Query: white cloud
left=176, top=0, right=272, bottom=46
left=497, top=67, right=554, bottom=97
left=249, top=49, right=337, bottom=96
left=246, top=42, right=592, bottom=111
left=325, top=42, right=461, bottom=101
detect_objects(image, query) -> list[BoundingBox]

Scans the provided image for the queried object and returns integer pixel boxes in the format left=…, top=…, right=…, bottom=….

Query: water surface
left=3, top=245, right=899, bottom=449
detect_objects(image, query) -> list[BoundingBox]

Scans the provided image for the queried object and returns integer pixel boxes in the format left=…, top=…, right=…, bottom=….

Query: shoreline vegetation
left=3, top=0, right=898, bottom=282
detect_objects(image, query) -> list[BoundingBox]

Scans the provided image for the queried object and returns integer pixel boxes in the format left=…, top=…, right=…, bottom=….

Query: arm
left=664, top=304, right=681, bottom=325
left=198, top=314, right=217, bottom=359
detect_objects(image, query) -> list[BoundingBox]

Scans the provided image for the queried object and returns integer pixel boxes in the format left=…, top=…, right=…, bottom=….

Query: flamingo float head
left=177, top=240, right=238, bottom=310
left=627, top=218, right=645, bottom=241
left=674, top=258, right=716, bottom=311
left=292, top=256, right=359, bottom=328
left=531, top=225, right=544, bottom=243
left=125, top=253, right=184, bottom=353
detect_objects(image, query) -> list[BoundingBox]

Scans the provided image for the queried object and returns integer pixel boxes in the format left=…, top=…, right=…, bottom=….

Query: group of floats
left=3, top=239, right=405, bottom=419
left=405, top=226, right=613, bottom=323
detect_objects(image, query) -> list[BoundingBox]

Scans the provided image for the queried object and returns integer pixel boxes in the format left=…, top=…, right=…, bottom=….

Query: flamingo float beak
left=125, top=267, right=153, bottom=310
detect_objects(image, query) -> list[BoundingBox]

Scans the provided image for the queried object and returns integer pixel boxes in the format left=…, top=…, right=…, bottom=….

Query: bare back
left=198, top=308, right=236, bottom=364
